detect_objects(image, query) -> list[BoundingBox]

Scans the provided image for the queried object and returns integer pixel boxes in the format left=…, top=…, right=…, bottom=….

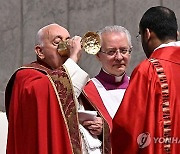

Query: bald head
left=34, top=23, right=70, bottom=69
left=35, top=23, right=69, bottom=46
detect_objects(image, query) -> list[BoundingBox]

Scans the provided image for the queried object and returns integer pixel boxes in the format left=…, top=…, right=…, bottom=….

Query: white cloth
left=154, top=41, right=180, bottom=51
left=64, top=58, right=102, bottom=153
left=63, top=58, right=90, bottom=98
left=0, top=112, right=8, bottom=154
left=79, top=124, right=102, bottom=154
left=91, top=78, right=126, bottom=118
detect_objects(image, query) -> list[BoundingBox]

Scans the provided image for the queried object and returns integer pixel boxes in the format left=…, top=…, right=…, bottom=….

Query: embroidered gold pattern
left=24, top=62, right=82, bottom=154
left=51, top=75, right=72, bottom=93
left=47, top=68, right=82, bottom=154
left=150, top=58, right=171, bottom=154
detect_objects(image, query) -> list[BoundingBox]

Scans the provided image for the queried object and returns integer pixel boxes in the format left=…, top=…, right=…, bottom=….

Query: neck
left=36, top=59, right=53, bottom=70
left=154, top=38, right=177, bottom=49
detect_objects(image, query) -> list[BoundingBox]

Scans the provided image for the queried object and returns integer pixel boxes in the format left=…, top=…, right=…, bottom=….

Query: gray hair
left=35, top=28, right=44, bottom=46
left=35, top=23, right=59, bottom=46
left=97, top=25, right=132, bottom=47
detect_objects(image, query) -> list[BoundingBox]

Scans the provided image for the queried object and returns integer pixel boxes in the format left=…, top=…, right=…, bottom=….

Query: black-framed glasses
left=100, top=47, right=132, bottom=56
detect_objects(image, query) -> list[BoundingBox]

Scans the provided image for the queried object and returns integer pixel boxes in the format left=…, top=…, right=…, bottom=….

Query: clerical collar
left=102, top=68, right=125, bottom=82
left=95, top=69, right=129, bottom=90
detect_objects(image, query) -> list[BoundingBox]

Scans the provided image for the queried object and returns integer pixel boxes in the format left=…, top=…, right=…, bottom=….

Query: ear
left=177, top=31, right=179, bottom=37
left=35, top=45, right=45, bottom=59
left=144, top=28, right=151, bottom=40
left=96, top=52, right=101, bottom=62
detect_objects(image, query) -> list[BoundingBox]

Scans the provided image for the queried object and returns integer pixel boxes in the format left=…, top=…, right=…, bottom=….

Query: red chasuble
left=5, top=62, right=81, bottom=154
left=112, top=46, right=180, bottom=154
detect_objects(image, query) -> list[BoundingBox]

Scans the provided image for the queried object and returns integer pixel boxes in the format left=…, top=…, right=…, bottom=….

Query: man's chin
left=114, top=66, right=125, bottom=71
left=111, top=69, right=125, bottom=76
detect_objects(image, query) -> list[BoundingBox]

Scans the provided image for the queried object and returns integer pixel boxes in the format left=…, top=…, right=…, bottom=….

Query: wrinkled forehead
left=43, top=24, right=70, bottom=41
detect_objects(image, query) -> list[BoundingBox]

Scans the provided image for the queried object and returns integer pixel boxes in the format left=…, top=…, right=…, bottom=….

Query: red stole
left=82, top=80, right=112, bottom=154
left=83, top=80, right=112, bottom=131
left=111, top=46, right=180, bottom=154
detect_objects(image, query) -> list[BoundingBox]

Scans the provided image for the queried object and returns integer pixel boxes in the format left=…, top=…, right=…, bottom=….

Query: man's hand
left=81, top=117, right=103, bottom=136
left=68, top=36, right=82, bottom=63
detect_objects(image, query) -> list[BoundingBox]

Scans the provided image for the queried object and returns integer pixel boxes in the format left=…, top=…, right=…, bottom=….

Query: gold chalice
left=57, top=31, right=101, bottom=56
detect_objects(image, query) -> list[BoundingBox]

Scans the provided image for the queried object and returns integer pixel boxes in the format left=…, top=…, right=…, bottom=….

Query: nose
left=114, top=50, right=123, bottom=60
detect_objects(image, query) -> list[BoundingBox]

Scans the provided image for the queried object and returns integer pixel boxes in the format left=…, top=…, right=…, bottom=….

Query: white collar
left=102, top=68, right=125, bottom=82
left=154, top=41, right=180, bottom=51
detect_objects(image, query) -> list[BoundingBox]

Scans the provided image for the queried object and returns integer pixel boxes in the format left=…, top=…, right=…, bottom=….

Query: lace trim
left=79, top=124, right=102, bottom=154
left=149, top=58, right=171, bottom=154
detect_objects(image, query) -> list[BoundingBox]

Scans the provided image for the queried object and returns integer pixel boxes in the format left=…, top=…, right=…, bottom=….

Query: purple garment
left=95, top=69, right=129, bottom=90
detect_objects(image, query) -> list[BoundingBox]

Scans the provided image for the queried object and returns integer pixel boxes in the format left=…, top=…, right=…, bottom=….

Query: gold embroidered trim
left=149, top=58, right=171, bottom=154
left=22, top=63, right=82, bottom=154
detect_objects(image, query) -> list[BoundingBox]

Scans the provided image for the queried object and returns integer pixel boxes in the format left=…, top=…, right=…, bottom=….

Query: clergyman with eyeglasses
left=80, top=25, right=132, bottom=138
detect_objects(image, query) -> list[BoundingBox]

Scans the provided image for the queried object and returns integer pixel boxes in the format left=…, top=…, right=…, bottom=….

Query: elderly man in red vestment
left=5, top=23, right=111, bottom=154
left=112, top=6, right=180, bottom=154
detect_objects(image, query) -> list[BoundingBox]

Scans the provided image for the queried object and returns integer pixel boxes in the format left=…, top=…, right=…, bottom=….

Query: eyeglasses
left=136, top=32, right=141, bottom=42
left=100, top=47, right=132, bottom=56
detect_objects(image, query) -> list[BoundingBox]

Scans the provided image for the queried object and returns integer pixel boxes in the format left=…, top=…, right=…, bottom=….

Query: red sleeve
left=7, top=69, right=73, bottom=154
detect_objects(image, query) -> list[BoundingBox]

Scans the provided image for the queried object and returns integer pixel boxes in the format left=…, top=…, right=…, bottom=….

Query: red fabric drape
left=6, top=69, right=73, bottom=154
left=112, top=47, right=180, bottom=154
left=83, top=81, right=112, bottom=131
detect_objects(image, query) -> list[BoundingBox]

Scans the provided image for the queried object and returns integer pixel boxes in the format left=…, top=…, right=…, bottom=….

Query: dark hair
left=139, top=6, right=178, bottom=41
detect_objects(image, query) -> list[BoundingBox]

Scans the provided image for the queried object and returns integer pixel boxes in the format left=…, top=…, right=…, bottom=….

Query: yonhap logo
left=137, top=132, right=151, bottom=148
left=137, top=132, right=180, bottom=149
